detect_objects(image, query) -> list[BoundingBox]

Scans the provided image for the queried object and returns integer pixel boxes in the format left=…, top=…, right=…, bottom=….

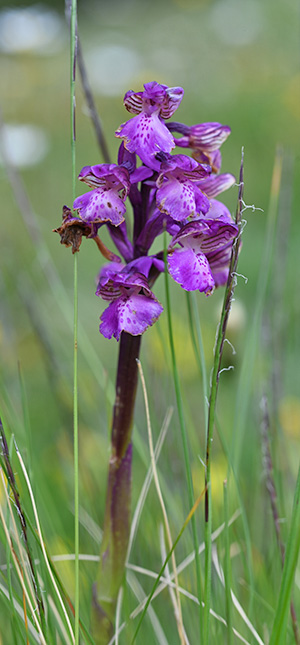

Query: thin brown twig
left=77, top=36, right=111, bottom=164
left=65, top=0, right=110, bottom=163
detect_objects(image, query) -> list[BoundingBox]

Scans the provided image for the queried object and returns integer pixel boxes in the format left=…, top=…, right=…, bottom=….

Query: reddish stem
left=92, top=332, right=141, bottom=644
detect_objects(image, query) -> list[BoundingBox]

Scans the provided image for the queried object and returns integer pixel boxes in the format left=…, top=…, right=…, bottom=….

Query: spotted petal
left=73, top=188, right=125, bottom=225
left=100, top=293, right=163, bottom=341
left=156, top=176, right=210, bottom=221
left=116, top=112, right=175, bottom=170
left=78, top=164, right=130, bottom=197
left=168, top=247, right=214, bottom=294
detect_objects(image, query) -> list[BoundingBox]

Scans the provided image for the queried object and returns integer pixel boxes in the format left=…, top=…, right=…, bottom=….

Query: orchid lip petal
left=73, top=188, right=126, bottom=226
left=116, top=112, right=175, bottom=171
left=97, top=260, right=164, bottom=340
left=73, top=163, right=130, bottom=225
left=156, top=155, right=211, bottom=221
left=168, top=246, right=215, bottom=294
left=99, top=294, right=163, bottom=340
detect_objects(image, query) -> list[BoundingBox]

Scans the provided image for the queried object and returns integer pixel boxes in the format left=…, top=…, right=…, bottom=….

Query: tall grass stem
left=69, top=0, right=79, bottom=641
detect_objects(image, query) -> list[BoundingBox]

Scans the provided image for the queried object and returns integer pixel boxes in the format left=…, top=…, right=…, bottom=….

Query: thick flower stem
left=92, top=332, right=141, bottom=644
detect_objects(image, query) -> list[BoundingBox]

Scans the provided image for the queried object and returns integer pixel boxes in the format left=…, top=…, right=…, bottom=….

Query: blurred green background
left=1, top=0, right=300, bottom=641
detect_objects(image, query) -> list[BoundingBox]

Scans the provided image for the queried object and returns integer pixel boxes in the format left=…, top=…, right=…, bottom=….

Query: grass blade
left=67, top=0, right=80, bottom=641
left=269, top=465, right=300, bottom=644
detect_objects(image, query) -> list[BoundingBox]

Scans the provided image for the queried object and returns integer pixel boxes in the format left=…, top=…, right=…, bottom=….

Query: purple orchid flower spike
left=156, top=152, right=211, bottom=221
left=115, top=81, right=184, bottom=170
left=55, top=79, right=241, bottom=641
left=168, top=213, right=238, bottom=294
left=96, top=261, right=163, bottom=341
left=73, top=164, right=130, bottom=225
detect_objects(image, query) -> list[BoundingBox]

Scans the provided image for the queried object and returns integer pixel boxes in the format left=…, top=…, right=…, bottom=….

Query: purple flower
left=198, top=173, right=236, bottom=199
left=168, top=216, right=238, bottom=295
left=107, top=220, right=133, bottom=263
left=187, top=122, right=231, bottom=152
left=206, top=199, right=235, bottom=221
left=117, top=142, right=154, bottom=184
left=126, top=255, right=165, bottom=278
left=192, top=149, right=222, bottom=173
left=170, top=121, right=231, bottom=151
left=115, top=82, right=184, bottom=170
left=206, top=243, right=233, bottom=287
left=168, top=121, right=231, bottom=172
left=73, top=164, right=130, bottom=225
left=135, top=209, right=170, bottom=254
left=189, top=122, right=230, bottom=172
left=96, top=261, right=163, bottom=341
left=156, top=153, right=211, bottom=221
